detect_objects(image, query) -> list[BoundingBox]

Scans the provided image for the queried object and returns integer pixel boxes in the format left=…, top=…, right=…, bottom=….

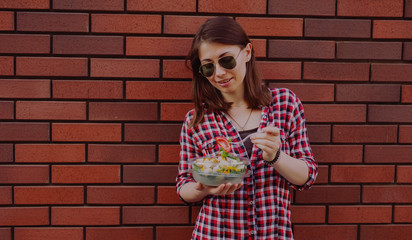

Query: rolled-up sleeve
left=286, top=90, right=318, bottom=191
left=176, top=110, right=198, bottom=198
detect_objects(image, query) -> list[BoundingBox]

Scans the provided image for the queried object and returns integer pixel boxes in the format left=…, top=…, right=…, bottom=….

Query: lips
left=217, top=78, right=232, bottom=87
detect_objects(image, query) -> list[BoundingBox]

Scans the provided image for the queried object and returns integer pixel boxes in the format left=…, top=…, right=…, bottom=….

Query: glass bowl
left=189, top=155, right=250, bottom=186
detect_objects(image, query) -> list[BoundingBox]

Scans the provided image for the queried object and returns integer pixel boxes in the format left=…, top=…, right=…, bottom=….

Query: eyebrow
left=200, top=51, right=231, bottom=62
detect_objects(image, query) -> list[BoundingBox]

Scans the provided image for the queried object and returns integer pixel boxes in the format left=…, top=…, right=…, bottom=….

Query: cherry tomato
left=215, top=136, right=231, bottom=153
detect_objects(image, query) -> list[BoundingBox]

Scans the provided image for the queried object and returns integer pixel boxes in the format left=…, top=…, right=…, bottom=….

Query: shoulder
left=268, top=87, right=300, bottom=104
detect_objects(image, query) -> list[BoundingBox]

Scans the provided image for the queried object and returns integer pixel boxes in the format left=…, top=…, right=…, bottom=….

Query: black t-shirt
left=238, top=127, right=258, bottom=157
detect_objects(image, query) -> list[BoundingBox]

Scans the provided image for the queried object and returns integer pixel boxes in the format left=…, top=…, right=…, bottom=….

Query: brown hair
left=186, top=17, right=272, bottom=127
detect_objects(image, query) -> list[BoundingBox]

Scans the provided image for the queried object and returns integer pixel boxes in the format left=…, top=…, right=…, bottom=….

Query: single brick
left=162, top=60, right=192, bottom=79
left=52, top=123, right=121, bottom=142
left=360, top=225, right=412, bottom=240
left=53, top=35, right=123, bottom=55
left=0, top=34, right=50, bottom=54
left=304, top=104, right=366, bottom=123
left=269, top=83, right=334, bottom=102
left=123, top=206, right=188, bottom=224
left=365, top=145, right=412, bottom=163
left=304, top=62, right=369, bottom=81
left=407, top=0, right=412, bottom=17
left=311, top=145, right=363, bottom=163
left=337, top=41, right=402, bottom=60
left=269, top=40, right=335, bottom=59
left=124, top=124, right=181, bottom=143
left=157, top=186, right=182, bottom=204
left=92, top=14, right=160, bottom=33
left=258, top=61, right=301, bottom=80
left=374, top=20, right=412, bottom=39
left=236, top=17, right=303, bottom=37
left=16, top=57, right=88, bottom=77
left=294, top=225, right=358, bottom=240
left=338, top=0, right=403, bottom=17
left=17, top=12, right=88, bottom=32
left=0, top=101, right=13, bottom=119
left=163, top=15, right=213, bottom=34
left=126, top=37, right=192, bottom=56
left=397, top=166, right=412, bottom=183
left=198, top=0, right=266, bottom=14
left=0, top=57, right=13, bottom=76
left=53, top=80, right=122, bottom=100
left=0, top=187, right=12, bottom=204
left=14, top=228, right=83, bottom=240
left=268, top=0, right=335, bottom=16
left=291, top=206, right=325, bottom=223
left=404, top=42, right=412, bottom=60
left=0, top=144, right=13, bottom=162
left=123, top=165, right=178, bottom=184
left=399, top=125, right=412, bottom=143
left=158, top=145, right=180, bottom=163
left=126, top=81, right=191, bottom=100
left=127, top=0, right=196, bottom=12
left=331, top=165, right=395, bottom=183
left=333, top=125, right=397, bottom=143
left=363, top=185, right=412, bottom=203
left=0, top=207, right=49, bottom=226
left=369, top=105, right=412, bottom=123
left=86, top=227, right=153, bottom=240
left=394, top=206, right=412, bottom=223
left=15, top=144, right=85, bottom=163
left=371, top=64, right=412, bottom=82
left=89, top=102, right=157, bottom=121
left=52, top=207, right=120, bottom=225
left=329, top=205, right=392, bottom=223
left=16, top=101, right=86, bottom=120
left=402, top=85, right=412, bottom=103
left=14, top=186, right=84, bottom=205
left=52, top=165, right=120, bottom=184
left=53, top=0, right=124, bottom=11
left=0, top=0, right=49, bottom=9
left=0, top=79, right=50, bottom=98
left=160, top=103, right=193, bottom=121
left=0, top=123, right=49, bottom=142
left=307, top=125, right=331, bottom=143
left=0, top=165, right=49, bottom=184
left=336, top=84, right=400, bottom=102
left=305, top=18, right=371, bottom=38
left=0, top=12, right=14, bottom=31
left=156, top=227, right=194, bottom=240
left=90, top=58, right=159, bottom=78
left=88, top=144, right=156, bottom=163
left=295, top=185, right=360, bottom=204
left=87, top=186, right=155, bottom=205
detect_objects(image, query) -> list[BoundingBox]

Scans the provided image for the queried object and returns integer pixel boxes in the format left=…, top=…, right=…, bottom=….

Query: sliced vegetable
left=215, top=136, right=231, bottom=153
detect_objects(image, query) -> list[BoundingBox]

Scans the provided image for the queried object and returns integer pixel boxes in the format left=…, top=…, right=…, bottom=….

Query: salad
left=190, top=136, right=249, bottom=186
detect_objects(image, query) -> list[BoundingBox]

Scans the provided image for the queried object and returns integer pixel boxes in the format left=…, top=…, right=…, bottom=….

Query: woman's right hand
left=194, top=182, right=243, bottom=195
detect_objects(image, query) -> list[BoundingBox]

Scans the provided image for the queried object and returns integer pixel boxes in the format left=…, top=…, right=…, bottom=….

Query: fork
left=231, top=131, right=285, bottom=145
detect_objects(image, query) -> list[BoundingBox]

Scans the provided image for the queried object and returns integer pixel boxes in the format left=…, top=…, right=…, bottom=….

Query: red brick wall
left=1, top=0, right=412, bottom=239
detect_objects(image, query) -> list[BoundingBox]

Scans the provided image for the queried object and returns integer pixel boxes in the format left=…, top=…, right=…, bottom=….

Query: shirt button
left=249, top=201, right=254, bottom=206
left=250, top=230, right=256, bottom=236
left=262, top=115, right=267, bottom=119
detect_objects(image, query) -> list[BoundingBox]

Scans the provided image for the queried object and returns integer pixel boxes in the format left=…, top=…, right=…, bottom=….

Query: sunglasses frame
left=198, top=49, right=243, bottom=78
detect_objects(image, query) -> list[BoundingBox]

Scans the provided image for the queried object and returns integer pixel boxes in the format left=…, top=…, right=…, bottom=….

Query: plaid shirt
left=176, top=88, right=318, bottom=240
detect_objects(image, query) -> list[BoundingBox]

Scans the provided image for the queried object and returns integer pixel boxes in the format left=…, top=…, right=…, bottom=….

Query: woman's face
left=198, top=42, right=251, bottom=99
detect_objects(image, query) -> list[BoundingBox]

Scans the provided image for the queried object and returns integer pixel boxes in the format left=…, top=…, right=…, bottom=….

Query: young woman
left=176, top=17, right=318, bottom=239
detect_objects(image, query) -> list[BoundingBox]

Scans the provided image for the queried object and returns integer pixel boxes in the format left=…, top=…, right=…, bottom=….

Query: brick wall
left=1, top=0, right=412, bottom=239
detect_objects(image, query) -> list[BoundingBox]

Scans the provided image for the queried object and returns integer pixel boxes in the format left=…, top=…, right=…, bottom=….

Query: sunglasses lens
left=200, top=63, right=214, bottom=77
left=219, top=56, right=236, bottom=69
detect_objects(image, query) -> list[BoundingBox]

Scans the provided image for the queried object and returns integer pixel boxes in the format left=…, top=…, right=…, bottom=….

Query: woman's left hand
left=250, top=125, right=282, bottom=162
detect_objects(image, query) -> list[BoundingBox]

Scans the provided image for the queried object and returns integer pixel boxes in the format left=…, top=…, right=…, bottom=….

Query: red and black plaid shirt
left=177, top=88, right=318, bottom=240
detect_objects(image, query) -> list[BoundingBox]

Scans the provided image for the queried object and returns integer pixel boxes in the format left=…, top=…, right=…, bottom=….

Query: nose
left=214, top=62, right=226, bottom=77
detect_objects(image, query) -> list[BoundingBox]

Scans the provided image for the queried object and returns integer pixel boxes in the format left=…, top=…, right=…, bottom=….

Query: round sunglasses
left=198, top=50, right=242, bottom=78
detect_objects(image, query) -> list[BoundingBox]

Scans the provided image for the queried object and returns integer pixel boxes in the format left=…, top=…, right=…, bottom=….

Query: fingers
left=206, top=183, right=243, bottom=195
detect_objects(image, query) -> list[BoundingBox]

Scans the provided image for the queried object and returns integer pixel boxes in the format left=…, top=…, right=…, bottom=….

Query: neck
left=222, top=89, right=246, bottom=108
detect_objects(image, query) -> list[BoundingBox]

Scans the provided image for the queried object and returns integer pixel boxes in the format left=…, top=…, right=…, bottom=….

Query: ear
left=245, top=43, right=253, bottom=62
